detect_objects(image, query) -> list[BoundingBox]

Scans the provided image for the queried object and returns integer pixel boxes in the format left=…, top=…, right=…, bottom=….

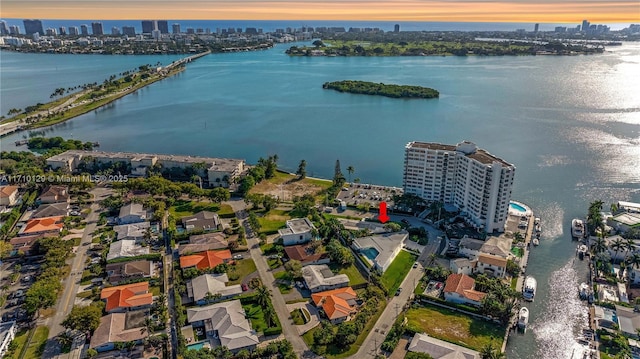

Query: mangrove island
left=323, top=80, right=439, bottom=99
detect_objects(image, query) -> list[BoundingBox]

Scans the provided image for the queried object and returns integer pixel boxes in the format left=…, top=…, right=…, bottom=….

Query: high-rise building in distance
left=122, top=26, right=136, bottom=36
left=68, top=26, right=79, bottom=36
left=172, top=23, right=181, bottom=34
left=534, top=23, right=539, bottom=32
left=394, top=24, right=400, bottom=32
left=582, top=20, right=590, bottom=32
left=9, top=25, right=20, bottom=35
left=111, top=27, right=120, bottom=36
left=59, top=26, right=66, bottom=35
left=23, top=19, right=44, bottom=35
left=157, top=20, right=169, bottom=34
left=403, top=141, right=515, bottom=233
left=80, top=24, right=89, bottom=35
left=91, top=22, right=103, bottom=35
left=0, top=21, right=9, bottom=35
left=141, top=20, right=155, bottom=34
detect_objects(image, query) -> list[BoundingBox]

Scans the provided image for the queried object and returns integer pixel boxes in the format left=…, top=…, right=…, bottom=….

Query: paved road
left=225, top=198, right=315, bottom=358
left=41, top=187, right=111, bottom=359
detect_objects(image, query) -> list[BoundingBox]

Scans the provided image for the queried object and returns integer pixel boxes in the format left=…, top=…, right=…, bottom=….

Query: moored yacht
left=577, top=244, right=588, bottom=260
left=579, top=282, right=590, bottom=300
left=523, top=276, right=537, bottom=301
left=532, top=237, right=540, bottom=246
left=517, top=307, right=529, bottom=332
left=572, top=218, right=585, bottom=239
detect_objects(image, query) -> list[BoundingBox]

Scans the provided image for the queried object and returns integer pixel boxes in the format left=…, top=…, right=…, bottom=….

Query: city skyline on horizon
left=1, top=0, right=638, bottom=24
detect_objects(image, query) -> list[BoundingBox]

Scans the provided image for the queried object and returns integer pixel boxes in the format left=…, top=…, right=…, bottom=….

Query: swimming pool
left=361, top=247, right=380, bottom=260
left=509, top=202, right=527, bottom=213
left=187, top=342, right=205, bottom=351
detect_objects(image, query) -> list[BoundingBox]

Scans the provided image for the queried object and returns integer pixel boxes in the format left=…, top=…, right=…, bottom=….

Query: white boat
left=532, top=237, right=540, bottom=246
left=572, top=218, right=585, bottom=239
left=523, top=276, right=537, bottom=301
left=517, top=307, right=529, bottom=332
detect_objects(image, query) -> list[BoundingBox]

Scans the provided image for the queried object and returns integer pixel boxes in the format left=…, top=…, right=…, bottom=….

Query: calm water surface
left=1, top=42, right=640, bottom=358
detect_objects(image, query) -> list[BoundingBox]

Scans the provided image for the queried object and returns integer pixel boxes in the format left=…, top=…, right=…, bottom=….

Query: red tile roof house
left=311, top=287, right=359, bottom=324
left=179, top=250, right=232, bottom=270
left=100, top=282, right=153, bottom=313
left=18, top=216, right=64, bottom=236
left=284, top=244, right=330, bottom=266
left=443, top=273, right=487, bottom=307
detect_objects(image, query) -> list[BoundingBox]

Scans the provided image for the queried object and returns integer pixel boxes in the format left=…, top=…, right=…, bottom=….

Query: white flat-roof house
left=302, top=264, right=350, bottom=293
left=403, top=141, right=515, bottom=233
left=278, top=218, right=316, bottom=246
left=118, top=203, right=147, bottom=224
left=187, top=273, right=243, bottom=305
left=608, top=212, right=640, bottom=234
left=408, top=333, right=480, bottom=359
left=351, top=231, right=408, bottom=272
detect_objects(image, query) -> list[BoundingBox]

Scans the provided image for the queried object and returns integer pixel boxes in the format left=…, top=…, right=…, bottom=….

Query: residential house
left=408, top=333, right=480, bottom=359
left=106, top=260, right=155, bottom=284
left=480, top=236, right=512, bottom=258
left=629, top=266, right=640, bottom=285
left=278, top=218, right=316, bottom=246
left=117, top=203, right=147, bottom=224
left=181, top=211, right=220, bottom=232
left=100, top=282, right=153, bottom=313
left=608, top=212, right=640, bottom=234
left=180, top=250, right=232, bottom=270
left=89, top=312, right=146, bottom=352
left=284, top=243, right=330, bottom=266
left=178, top=232, right=228, bottom=255
left=114, top=222, right=151, bottom=241
left=457, top=237, right=484, bottom=259
left=106, top=239, right=150, bottom=261
left=0, top=321, right=16, bottom=358
left=302, top=264, right=349, bottom=293
left=311, top=287, right=358, bottom=324
left=0, top=186, right=19, bottom=206
left=443, top=273, right=486, bottom=307
left=616, top=305, right=640, bottom=338
left=187, top=273, right=242, bottom=305
left=449, top=258, right=473, bottom=276
left=31, top=203, right=68, bottom=219
left=475, top=253, right=507, bottom=278
left=351, top=231, right=408, bottom=272
left=18, top=216, right=64, bottom=236
left=604, top=235, right=638, bottom=262
left=39, top=185, right=69, bottom=204
left=186, top=300, right=259, bottom=352
left=9, top=234, right=56, bottom=256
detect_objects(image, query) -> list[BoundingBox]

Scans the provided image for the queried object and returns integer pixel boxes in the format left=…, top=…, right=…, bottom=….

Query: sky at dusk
left=1, top=0, right=639, bottom=23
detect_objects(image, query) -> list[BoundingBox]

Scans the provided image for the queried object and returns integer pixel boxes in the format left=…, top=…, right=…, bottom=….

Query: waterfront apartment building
left=172, top=23, right=181, bottom=34
left=403, top=141, right=515, bottom=233
left=91, top=22, right=104, bottom=35
left=23, top=19, right=44, bottom=35
left=80, top=25, right=89, bottom=35
left=46, top=150, right=245, bottom=188
left=122, top=26, right=136, bottom=36
left=157, top=20, right=169, bottom=34
left=141, top=20, right=156, bottom=34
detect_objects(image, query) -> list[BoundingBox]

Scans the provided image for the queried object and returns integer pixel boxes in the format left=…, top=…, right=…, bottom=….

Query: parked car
left=395, top=288, right=402, bottom=296
left=241, top=284, right=248, bottom=291
left=233, top=254, right=243, bottom=260
left=413, top=263, right=418, bottom=268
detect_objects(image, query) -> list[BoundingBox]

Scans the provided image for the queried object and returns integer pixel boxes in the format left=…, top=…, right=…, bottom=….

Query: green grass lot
left=4, top=329, right=30, bottom=359
left=258, top=209, right=291, bottom=234
left=227, top=259, right=257, bottom=285
left=24, top=326, right=49, bottom=359
left=150, top=285, right=161, bottom=296
left=405, top=304, right=503, bottom=351
left=329, top=263, right=367, bottom=287
left=169, top=200, right=223, bottom=218
left=274, top=271, right=293, bottom=294
left=291, top=308, right=306, bottom=325
left=511, top=247, right=524, bottom=258
left=381, top=250, right=417, bottom=294
left=242, top=302, right=270, bottom=333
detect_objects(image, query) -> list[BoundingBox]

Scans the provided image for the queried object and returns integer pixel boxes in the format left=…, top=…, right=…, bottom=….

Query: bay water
left=1, top=41, right=639, bottom=358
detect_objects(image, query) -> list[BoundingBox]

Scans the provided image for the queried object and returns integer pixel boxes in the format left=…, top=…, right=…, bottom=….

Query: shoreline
left=0, top=51, right=209, bottom=138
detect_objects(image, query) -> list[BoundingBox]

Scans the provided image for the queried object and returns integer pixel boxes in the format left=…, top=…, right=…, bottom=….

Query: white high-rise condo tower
left=403, top=141, right=515, bottom=233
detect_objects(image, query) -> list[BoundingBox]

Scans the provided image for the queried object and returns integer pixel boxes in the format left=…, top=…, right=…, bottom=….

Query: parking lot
left=335, top=183, right=403, bottom=208
left=1, top=261, right=41, bottom=326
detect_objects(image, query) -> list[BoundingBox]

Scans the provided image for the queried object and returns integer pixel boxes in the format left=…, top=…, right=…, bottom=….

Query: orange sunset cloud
left=1, top=0, right=638, bottom=23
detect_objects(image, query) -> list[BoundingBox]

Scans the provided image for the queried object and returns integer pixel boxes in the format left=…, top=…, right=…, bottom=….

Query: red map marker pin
left=378, top=201, right=389, bottom=223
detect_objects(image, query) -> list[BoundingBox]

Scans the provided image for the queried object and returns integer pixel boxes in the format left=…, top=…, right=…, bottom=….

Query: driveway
left=286, top=302, right=320, bottom=335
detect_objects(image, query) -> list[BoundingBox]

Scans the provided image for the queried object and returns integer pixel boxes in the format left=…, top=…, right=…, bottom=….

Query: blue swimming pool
left=509, top=202, right=527, bottom=213
left=187, top=342, right=205, bottom=351
left=362, top=247, right=380, bottom=260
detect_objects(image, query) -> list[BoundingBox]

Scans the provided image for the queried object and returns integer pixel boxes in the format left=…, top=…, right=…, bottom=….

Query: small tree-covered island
left=323, top=80, right=439, bottom=99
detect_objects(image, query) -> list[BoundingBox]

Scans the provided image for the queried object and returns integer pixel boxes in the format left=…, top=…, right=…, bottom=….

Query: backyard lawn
left=381, top=250, right=417, bottom=294
left=405, top=304, right=503, bottom=351
left=258, top=209, right=291, bottom=234
left=3, top=329, right=29, bottom=359
left=227, top=258, right=257, bottom=285
left=329, top=263, right=367, bottom=287
left=169, top=200, right=233, bottom=218
left=242, top=302, right=270, bottom=333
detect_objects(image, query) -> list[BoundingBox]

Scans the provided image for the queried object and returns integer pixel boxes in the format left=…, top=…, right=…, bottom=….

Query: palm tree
left=263, top=304, right=274, bottom=327
left=587, top=200, right=604, bottom=235
left=255, top=285, right=271, bottom=308
left=624, top=238, right=636, bottom=261
left=610, top=237, right=625, bottom=264
left=592, top=236, right=608, bottom=254
left=346, top=165, right=355, bottom=183
left=480, top=342, right=505, bottom=359
left=628, top=253, right=640, bottom=271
